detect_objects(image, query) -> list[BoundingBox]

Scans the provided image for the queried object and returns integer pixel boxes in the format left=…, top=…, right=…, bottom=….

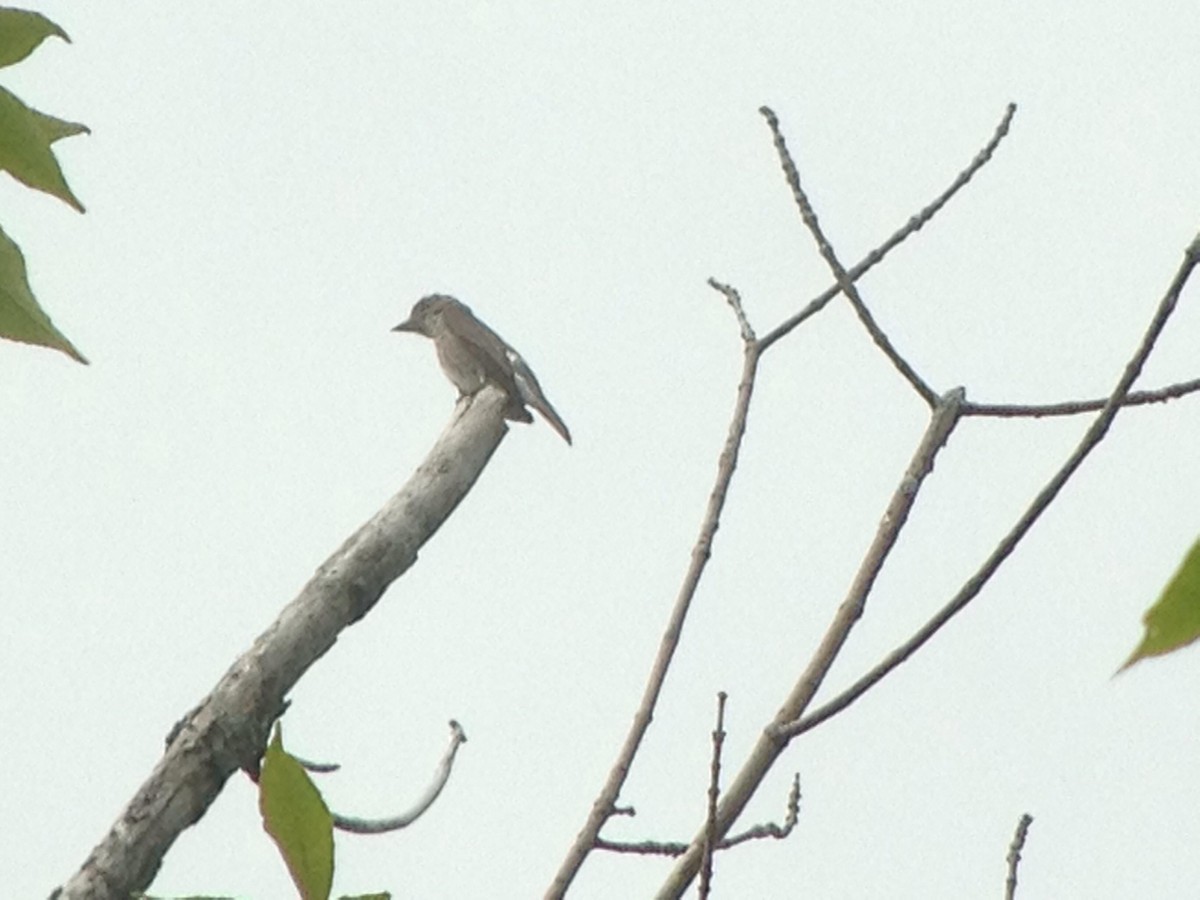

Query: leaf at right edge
left=0, top=8, right=70, bottom=69
left=0, top=224, right=87, bottom=362
left=260, top=725, right=335, bottom=900
left=1119, top=537, right=1200, bottom=671
left=0, top=85, right=88, bottom=212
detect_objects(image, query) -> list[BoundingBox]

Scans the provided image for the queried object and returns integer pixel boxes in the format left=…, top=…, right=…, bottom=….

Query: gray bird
left=392, top=294, right=572, bottom=445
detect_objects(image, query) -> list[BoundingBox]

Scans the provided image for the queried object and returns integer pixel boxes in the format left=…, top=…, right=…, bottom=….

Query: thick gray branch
left=53, top=388, right=510, bottom=900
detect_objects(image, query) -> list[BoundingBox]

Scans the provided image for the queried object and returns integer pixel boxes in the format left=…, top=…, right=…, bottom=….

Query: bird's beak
left=391, top=318, right=419, bottom=334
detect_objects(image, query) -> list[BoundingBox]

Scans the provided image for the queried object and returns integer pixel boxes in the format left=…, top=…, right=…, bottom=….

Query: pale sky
left=5, top=2, right=1200, bottom=898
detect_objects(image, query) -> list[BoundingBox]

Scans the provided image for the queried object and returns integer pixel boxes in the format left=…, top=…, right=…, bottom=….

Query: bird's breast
left=434, top=336, right=489, bottom=394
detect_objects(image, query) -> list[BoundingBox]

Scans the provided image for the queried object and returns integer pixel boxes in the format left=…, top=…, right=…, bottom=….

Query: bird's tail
left=529, top=396, right=572, bottom=445
left=512, top=359, right=572, bottom=445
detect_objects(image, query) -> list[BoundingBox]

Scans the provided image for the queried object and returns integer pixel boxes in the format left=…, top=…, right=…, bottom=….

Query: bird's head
left=392, top=294, right=463, bottom=337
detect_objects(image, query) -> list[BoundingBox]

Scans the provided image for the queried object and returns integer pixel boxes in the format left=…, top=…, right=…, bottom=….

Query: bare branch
left=698, top=692, right=729, bottom=899
left=546, top=317, right=762, bottom=899
left=596, top=774, right=799, bottom=857
left=54, top=389, right=513, bottom=900
left=963, top=377, right=1200, bottom=417
left=1005, top=814, right=1035, bottom=900
left=596, top=838, right=689, bottom=857
left=333, top=721, right=468, bottom=834
left=787, top=235, right=1200, bottom=740
left=655, top=388, right=966, bottom=897
left=759, top=103, right=1018, bottom=352
left=760, top=106, right=939, bottom=406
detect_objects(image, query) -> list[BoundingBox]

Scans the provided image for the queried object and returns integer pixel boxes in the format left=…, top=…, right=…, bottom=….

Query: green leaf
left=29, top=106, right=90, bottom=143
left=1120, top=537, right=1200, bottom=671
left=0, top=85, right=88, bottom=211
left=260, top=725, right=335, bottom=900
left=0, top=223, right=86, bottom=362
left=0, top=8, right=69, bottom=69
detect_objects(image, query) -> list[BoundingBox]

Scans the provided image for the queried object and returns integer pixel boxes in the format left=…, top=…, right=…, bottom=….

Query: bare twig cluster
left=547, top=104, right=1200, bottom=899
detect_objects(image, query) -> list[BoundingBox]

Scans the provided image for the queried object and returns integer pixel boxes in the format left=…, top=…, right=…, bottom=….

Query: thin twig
left=655, top=389, right=966, bottom=898
left=596, top=774, right=799, bottom=856
left=1005, top=814, right=1034, bottom=900
left=698, top=692, right=729, bottom=899
left=963, top=377, right=1200, bottom=417
left=785, top=235, right=1200, bottom=740
left=710, top=279, right=755, bottom=342
left=760, top=106, right=939, bottom=406
left=545, top=307, right=762, bottom=899
left=721, top=773, right=800, bottom=847
left=596, top=837, right=689, bottom=856
left=759, top=103, right=1017, bottom=352
left=332, top=721, right=467, bottom=834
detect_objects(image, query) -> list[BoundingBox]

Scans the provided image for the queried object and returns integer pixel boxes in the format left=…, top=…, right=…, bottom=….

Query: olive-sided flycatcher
left=392, top=294, right=572, bottom=445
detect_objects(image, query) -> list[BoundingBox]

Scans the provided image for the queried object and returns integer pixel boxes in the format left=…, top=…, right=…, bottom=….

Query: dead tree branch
left=54, top=389, right=512, bottom=900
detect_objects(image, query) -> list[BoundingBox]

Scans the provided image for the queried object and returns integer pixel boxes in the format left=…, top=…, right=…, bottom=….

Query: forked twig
left=594, top=774, right=800, bottom=856
left=656, top=106, right=1199, bottom=893
left=759, top=104, right=1018, bottom=351
left=760, top=105, right=939, bottom=406
left=785, top=235, right=1200, bottom=740
left=656, top=389, right=967, bottom=897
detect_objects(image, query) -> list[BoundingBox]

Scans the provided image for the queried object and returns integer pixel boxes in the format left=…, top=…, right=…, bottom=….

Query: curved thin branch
left=290, top=755, right=341, bottom=774
left=720, top=772, right=800, bottom=847
left=711, top=278, right=756, bottom=343
left=785, top=234, right=1200, bottom=740
left=333, top=721, right=468, bottom=834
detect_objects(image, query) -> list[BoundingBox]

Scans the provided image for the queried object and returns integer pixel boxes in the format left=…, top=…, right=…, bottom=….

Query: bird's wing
left=442, top=303, right=534, bottom=422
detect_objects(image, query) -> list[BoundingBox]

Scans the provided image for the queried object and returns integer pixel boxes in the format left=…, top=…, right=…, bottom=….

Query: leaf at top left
left=0, top=8, right=70, bottom=69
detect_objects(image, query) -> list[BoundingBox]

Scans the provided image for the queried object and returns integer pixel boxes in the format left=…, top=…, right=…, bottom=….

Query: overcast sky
left=5, top=2, right=1200, bottom=898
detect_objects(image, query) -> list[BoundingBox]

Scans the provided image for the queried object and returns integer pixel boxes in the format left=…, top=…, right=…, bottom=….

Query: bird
left=392, top=294, right=572, bottom=445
